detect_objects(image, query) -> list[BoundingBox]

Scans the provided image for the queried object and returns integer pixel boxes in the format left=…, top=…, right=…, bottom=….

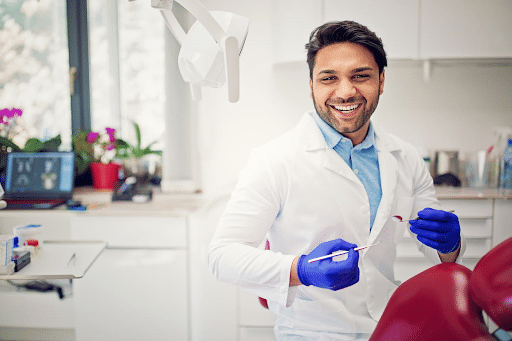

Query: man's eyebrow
left=317, top=69, right=336, bottom=76
left=352, top=67, right=375, bottom=73
left=316, top=67, right=376, bottom=76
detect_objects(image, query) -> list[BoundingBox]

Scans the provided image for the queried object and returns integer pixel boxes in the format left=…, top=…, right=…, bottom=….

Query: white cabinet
left=274, top=0, right=512, bottom=63
left=493, top=198, right=512, bottom=246
left=272, top=0, right=323, bottom=64
left=395, top=198, right=501, bottom=283
left=323, top=0, right=420, bottom=60
left=73, top=248, right=187, bottom=341
left=71, top=215, right=189, bottom=341
left=420, top=0, right=512, bottom=59
left=0, top=210, right=75, bottom=339
left=238, top=288, right=276, bottom=341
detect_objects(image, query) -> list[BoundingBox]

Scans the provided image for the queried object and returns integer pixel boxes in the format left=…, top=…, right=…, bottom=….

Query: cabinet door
left=323, top=0, right=420, bottom=60
left=73, top=249, right=188, bottom=341
left=395, top=199, right=494, bottom=282
left=272, top=0, right=322, bottom=64
left=420, top=0, right=512, bottom=59
left=493, top=199, right=512, bottom=246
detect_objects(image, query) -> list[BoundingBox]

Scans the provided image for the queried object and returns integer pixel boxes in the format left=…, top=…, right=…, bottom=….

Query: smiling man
left=209, top=21, right=465, bottom=340
left=310, top=42, right=384, bottom=146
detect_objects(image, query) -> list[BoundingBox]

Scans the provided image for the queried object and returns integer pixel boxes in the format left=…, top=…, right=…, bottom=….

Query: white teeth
left=333, top=104, right=359, bottom=112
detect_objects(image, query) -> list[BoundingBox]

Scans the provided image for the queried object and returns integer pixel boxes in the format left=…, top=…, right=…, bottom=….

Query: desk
left=0, top=241, right=106, bottom=280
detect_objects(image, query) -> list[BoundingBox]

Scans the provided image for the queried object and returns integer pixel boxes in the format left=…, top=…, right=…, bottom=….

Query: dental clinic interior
left=1, top=0, right=512, bottom=340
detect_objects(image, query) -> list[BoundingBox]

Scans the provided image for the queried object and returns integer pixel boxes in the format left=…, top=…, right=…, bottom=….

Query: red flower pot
left=90, top=162, right=121, bottom=190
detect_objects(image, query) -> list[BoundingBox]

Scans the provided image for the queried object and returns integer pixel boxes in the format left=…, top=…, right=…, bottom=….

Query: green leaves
left=71, top=129, right=95, bottom=176
left=0, top=135, right=62, bottom=172
left=0, top=135, right=61, bottom=152
left=0, top=136, right=21, bottom=152
left=116, top=121, right=161, bottom=160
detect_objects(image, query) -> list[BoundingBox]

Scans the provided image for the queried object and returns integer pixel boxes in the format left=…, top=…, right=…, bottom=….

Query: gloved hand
left=297, top=239, right=360, bottom=291
left=409, top=208, right=461, bottom=254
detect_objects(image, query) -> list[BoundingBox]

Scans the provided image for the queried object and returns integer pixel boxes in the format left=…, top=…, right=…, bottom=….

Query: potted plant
left=116, top=121, right=161, bottom=182
left=72, top=127, right=121, bottom=190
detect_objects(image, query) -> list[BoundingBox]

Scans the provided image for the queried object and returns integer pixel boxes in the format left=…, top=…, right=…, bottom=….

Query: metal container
left=432, top=151, right=461, bottom=186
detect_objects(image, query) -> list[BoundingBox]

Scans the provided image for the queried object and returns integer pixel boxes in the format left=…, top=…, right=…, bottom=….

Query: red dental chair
left=369, top=237, right=512, bottom=341
left=259, top=237, right=512, bottom=340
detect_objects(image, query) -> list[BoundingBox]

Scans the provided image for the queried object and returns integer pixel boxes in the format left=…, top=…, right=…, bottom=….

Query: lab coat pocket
left=292, top=296, right=357, bottom=334
left=392, top=197, right=414, bottom=244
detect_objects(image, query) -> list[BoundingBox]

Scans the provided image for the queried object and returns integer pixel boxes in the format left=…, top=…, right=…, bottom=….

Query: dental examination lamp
left=131, top=0, right=249, bottom=103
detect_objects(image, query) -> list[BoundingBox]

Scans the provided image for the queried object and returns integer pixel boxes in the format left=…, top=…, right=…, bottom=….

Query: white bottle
left=501, top=139, right=512, bottom=190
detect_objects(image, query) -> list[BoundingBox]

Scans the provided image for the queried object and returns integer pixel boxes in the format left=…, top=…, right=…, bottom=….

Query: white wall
left=196, top=0, right=512, bottom=196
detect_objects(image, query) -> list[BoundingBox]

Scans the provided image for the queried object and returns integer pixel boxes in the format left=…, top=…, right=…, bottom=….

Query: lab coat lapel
left=299, top=112, right=361, bottom=184
left=323, top=149, right=361, bottom=184
left=368, top=130, right=399, bottom=244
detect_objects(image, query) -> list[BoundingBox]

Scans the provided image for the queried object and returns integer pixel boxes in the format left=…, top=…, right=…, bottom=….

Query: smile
left=330, top=103, right=361, bottom=114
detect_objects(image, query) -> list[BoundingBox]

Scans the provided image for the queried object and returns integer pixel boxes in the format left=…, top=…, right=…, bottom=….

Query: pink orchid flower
left=87, top=132, right=100, bottom=144
left=0, top=108, right=23, bottom=125
left=105, top=127, right=116, bottom=143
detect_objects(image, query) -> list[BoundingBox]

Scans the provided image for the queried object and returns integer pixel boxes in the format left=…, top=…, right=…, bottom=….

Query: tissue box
left=0, top=235, right=15, bottom=266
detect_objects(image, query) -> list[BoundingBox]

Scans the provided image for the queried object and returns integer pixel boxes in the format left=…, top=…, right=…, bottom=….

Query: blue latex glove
left=409, top=208, right=461, bottom=254
left=297, top=239, right=360, bottom=291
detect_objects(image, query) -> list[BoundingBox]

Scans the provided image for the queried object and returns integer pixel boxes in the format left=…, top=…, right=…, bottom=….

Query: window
left=0, top=1, right=199, bottom=191
left=87, top=1, right=199, bottom=191
left=87, top=0, right=166, bottom=150
left=0, top=0, right=72, bottom=148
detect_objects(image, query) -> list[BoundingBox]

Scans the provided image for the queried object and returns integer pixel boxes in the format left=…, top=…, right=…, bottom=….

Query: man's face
left=310, top=42, right=385, bottom=145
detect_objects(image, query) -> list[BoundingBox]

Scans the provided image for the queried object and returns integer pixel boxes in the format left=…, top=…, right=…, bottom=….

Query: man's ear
left=379, top=70, right=385, bottom=95
left=309, top=78, right=313, bottom=98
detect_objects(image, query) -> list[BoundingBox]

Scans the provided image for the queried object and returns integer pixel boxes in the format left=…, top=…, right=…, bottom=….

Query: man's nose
left=335, top=79, right=357, bottom=100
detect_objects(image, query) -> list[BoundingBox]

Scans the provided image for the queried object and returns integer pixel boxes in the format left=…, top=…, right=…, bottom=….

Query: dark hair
left=305, top=21, right=387, bottom=79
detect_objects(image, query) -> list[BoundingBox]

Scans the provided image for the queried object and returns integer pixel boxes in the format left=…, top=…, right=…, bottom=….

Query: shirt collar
left=311, top=110, right=376, bottom=150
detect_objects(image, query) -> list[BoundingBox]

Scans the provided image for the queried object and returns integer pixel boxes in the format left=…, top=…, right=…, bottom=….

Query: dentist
left=208, top=21, right=465, bottom=340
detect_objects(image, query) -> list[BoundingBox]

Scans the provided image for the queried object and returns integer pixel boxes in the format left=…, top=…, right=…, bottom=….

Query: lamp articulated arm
left=153, top=0, right=245, bottom=102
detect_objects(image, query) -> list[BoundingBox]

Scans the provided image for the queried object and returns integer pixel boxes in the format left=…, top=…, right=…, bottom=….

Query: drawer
left=71, top=216, right=187, bottom=248
left=439, top=199, right=493, bottom=218
left=0, top=290, right=74, bottom=329
left=402, top=218, right=492, bottom=239
left=459, top=218, right=492, bottom=238
left=396, top=238, right=491, bottom=259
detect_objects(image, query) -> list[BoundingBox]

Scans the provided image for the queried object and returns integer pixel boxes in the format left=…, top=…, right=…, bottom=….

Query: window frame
left=67, top=0, right=92, bottom=134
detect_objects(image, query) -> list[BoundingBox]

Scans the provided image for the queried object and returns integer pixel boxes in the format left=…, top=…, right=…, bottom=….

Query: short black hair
left=305, top=21, right=387, bottom=79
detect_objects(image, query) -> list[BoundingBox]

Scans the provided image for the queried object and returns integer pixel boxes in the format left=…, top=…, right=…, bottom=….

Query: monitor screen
left=5, top=152, right=74, bottom=197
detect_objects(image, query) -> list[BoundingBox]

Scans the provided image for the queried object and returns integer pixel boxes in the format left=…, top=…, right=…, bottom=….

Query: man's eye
left=354, top=74, right=370, bottom=80
left=321, top=76, right=336, bottom=82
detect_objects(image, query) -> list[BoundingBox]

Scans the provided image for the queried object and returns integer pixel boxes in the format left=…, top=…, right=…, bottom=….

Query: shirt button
left=354, top=169, right=359, bottom=174
left=342, top=139, right=347, bottom=143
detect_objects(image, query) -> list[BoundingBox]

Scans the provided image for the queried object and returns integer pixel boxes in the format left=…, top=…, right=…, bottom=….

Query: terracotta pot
left=90, top=162, right=121, bottom=190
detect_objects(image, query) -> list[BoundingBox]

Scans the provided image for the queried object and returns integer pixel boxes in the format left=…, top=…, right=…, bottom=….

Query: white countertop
left=435, top=186, right=512, bottom=200
left=71, top=187, right=205, bottom=216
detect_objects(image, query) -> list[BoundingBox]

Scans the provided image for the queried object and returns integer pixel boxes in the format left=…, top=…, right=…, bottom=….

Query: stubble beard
left=312, top=89, right=381, bottom=135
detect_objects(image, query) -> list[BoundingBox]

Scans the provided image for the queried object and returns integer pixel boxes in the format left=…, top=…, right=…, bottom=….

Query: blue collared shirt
left=311, top=111, right=382, bottom=230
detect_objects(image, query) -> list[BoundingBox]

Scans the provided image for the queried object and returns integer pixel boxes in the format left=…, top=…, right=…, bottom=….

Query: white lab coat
left=208, top=112, right=465, bottom=340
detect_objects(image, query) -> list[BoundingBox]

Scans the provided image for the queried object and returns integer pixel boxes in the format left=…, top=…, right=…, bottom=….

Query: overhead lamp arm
left=146, top=0, right=248, bottom=102
left=160, top=9, right=186, bottom=44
